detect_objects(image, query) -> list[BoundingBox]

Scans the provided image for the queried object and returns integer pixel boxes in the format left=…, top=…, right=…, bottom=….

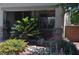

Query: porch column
left=54, top=6, right=63, bottom=40
left=55, top=6, right=63, bottom=28
left=0, top=7, right=3, bottom=41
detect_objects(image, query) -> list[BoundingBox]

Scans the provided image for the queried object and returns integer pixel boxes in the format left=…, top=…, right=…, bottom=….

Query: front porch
left=2, top=4, right=63, bottom=43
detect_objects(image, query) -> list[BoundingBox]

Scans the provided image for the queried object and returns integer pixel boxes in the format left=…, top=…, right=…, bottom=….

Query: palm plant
left=10, top=17, right=40, bottom=39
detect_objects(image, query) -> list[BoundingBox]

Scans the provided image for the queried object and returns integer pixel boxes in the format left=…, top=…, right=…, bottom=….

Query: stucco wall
left=0, top=8, right=3, bottom=27
left=0, top=7, right=3, bottom=41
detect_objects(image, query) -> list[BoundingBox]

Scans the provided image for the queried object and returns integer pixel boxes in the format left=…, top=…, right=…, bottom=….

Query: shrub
left=0, top=38, right=28, bottom=55
left=10, top=17, right=40, bottom=39
left=43, top=39, right=77, bottom=55
left=70, top=8, right=79, bottom=25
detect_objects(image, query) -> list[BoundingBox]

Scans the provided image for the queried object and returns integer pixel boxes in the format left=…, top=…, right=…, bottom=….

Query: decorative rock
left=20, top=46, right=51, bottom=55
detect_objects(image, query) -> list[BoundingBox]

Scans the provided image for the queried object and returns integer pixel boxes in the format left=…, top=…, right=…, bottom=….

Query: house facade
left=0, top=3, right=64, bottom=41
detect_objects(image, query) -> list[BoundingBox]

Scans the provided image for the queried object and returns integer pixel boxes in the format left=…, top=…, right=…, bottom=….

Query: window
left=15, top=11, right=32, bottom=20
left=39, top=10, right=55, bottom=17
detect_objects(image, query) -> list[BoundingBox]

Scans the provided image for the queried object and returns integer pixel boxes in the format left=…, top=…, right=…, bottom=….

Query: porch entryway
left=3, top=6, right=63, bottom=45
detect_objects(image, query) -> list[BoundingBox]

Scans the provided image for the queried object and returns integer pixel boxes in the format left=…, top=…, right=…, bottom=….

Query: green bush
left=70, top=8, right=79, bottom=25
left=0, top=38, right=28, bottom=55
left=10, top=17, right=40, bottom=38
left=43, top=39, right=77, bottom=55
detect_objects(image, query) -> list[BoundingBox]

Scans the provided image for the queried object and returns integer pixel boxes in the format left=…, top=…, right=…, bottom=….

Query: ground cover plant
left=0, top=38, right=28, bottom=55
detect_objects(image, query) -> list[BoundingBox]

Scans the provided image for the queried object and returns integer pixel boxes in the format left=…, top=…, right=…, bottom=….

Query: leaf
left=23, top=17, right=29, bottom=23
left=16, top=20, right=21, bottom=24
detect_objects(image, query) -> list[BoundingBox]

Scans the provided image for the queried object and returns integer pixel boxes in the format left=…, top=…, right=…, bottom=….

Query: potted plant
left=65, top=4, right=79, bottom=42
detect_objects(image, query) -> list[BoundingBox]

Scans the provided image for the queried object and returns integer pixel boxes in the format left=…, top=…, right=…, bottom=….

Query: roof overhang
left=0, top=3, right=60, bottom=11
